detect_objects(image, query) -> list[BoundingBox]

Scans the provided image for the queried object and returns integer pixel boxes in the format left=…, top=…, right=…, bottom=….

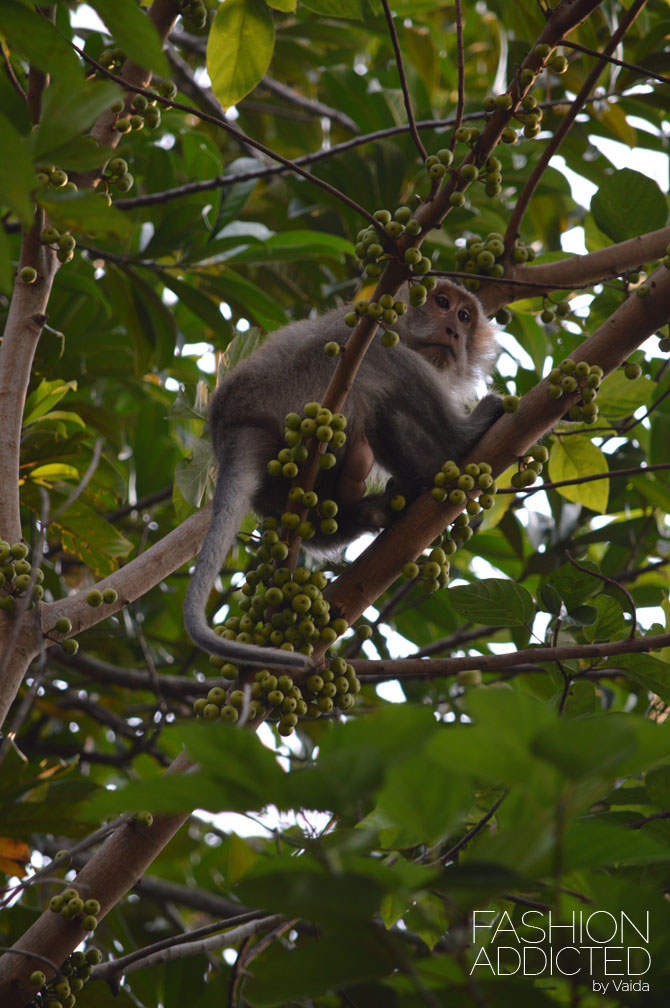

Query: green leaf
left=207, top=0, right=275, bottom=107
left=55, top=499, right=134, bottom=575
left=0, top=2, right=81, bottom=87
left=37, top=190, right=133, bottom=239
left=628, top=472, right=670, bottom=511
left=597, top=368, right=653, bottom=421
left=31, top=79, right=120, bottom=161
left=266, top=0, right=296, bottom=10
left=545, top=561, right=601, bottom=611
left=230, top=230, right=354, bottom=264
left=174, top=439, right=214, bottom=509
left=582, top=595, right=628, bottom=643
left=28, top=463, right=80, bottom=483
left=242, top=927, right=399, bottom=1006
left=0, top=112, right=37, bottom=226
left=616, top=654, right=670, bottom=704
left=301, top=0, right=363, bottom=16
left=88, top=0, right=169, bottom=77
left=23, top=379, right=77, bottom=425
left=179, top=721, right=289, bottom=811
left=201, top=271, right=288, bottom=331
left=162, top=274, right=232, bottom=336
left=591, top=168, right=668, bottom=243
left=448, top=579, right=534, bottom=627
left=645, top=766, right=670, bottom=809
left=548, top=436, right=609, bottom=513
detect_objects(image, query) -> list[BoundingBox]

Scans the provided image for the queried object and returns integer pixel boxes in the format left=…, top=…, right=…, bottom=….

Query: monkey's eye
left=436, top=295, right=450, bottom=309
left=458, top=308, right=470, bottom=323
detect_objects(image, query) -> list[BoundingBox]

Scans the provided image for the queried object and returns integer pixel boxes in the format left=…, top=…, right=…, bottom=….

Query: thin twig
left=380, top=0, right=427, bottom=159
left=71, top=41, right=381, bottom=231
left=450, top=0, right=466, bottom=151
left=50, top=439, right=103, bottom=524
left=497, top=462, right=670, bottom=496
left=112, top=91, right=626, bottom=211
left=563, top=38, right=670, bottom=86
left=440, top=790, right=508, bottom=862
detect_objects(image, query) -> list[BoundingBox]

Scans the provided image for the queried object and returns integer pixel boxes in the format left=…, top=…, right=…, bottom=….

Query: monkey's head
left=399, top=279, right=497, bottom=383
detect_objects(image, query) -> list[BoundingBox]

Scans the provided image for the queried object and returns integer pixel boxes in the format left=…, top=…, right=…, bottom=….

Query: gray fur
left=184, top=280, right=502, bottom=671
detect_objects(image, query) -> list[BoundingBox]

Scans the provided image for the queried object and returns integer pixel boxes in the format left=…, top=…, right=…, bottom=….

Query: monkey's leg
left=335, top=428, right=375, bottom=503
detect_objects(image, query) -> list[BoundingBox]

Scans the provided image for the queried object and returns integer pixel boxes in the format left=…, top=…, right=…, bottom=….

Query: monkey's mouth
left=418, top=341, right=458, bottom=367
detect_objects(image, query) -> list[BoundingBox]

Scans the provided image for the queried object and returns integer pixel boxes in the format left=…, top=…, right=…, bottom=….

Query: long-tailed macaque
left=184, top=279, right=502, bottom=671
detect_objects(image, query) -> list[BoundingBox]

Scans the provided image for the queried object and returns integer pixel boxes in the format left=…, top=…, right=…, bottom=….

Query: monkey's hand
left=470, top=393, right=505, bottom=424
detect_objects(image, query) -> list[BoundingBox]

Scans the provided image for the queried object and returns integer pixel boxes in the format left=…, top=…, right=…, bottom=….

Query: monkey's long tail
left=183, top=450, right=310, bottom=672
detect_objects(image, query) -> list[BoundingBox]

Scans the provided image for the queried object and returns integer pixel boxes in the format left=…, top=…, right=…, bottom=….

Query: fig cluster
left=399, top=461, right=498, bottom=593
left=102, top=156, right=134, bottom=195
left=354, top=206, right=422, bottom=277
left=34, top=165, right=76, bottom=193
left=454, top=232, right=535, bottom=291
left=267, top=401, right=347, bottom=488
left=194, top=658, right=361, bottom=737
left=210, top=548, right=347, bottom=662
left=28, top=947, right=102, bottom=1008
left=0, top=540, right=43, bottom=612
left=403, top=544, right=454, bottom=594
left=179, top=0, right=208, bottom=30
left=48, top=886, right=100, bottom=933
left=113, top=88, right=163, bottom=134
left=510, top=442, right=549, bottom=490
left=40, top=225, right=77, bottom=264
left=424, top=147, right=455, bottom=183
left=86, top=587, right=118, bottom=607
left=547, top=358, right=603, bottom=424
left=345, top=294, right=408, bottom=347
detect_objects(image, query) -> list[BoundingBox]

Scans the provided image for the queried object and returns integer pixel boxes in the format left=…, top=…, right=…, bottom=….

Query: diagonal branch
left=504, top=0, right=649, bottom=248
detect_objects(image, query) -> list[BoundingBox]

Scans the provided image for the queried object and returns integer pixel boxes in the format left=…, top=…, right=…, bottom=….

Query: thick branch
left=0, top=750, right=193, bottom=1006
left=323, top=264, right=670, bottom=630
left=351, top=633, right=670, bottom=681
left=475, top=228, right=670, bottom=314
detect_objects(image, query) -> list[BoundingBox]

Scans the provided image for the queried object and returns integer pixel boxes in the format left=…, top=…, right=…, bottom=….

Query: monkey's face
left=402, top=281, right=490, bottom=376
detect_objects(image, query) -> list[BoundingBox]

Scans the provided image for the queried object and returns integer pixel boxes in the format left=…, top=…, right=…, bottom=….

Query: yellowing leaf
left=29, top=463, right=80, bottom=484
left=207, top=0, right=275, bottom=108
left=0, top=836, right=30, bottom=877
left=548, top=437, right=609, bottom=514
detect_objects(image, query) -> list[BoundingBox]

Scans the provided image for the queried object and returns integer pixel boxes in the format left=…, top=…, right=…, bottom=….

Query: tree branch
left=322, top=263, right=670, bottom=632
left=351, top=632, right=670, bottom=681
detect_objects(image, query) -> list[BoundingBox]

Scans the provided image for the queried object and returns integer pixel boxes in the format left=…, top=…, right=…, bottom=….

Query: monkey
left=184, top=278, right=503, bottom=672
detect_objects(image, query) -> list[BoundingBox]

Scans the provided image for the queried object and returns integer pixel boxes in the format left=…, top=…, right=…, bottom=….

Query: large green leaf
left=591, top=168, right=668, bottom=243
left=0, top=112, right=37, bottom=226
left=448, top=578, right=535, bottom=627
left=89, top=0, right=169, bottom=76
left=207, top=0, right=275, bottom=107
left=0, top=2, right=81, bottom=86
left=548, top=436, right=609, bottom=513
left=31, top=79, right=120, bottom=161
left=23, top=378, right=78, bottom=425
left=230, top=230, right=354, bottom=263
left=37, top=190, right=133, bottom=239
left=301, top=0, right=364, bottom=16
